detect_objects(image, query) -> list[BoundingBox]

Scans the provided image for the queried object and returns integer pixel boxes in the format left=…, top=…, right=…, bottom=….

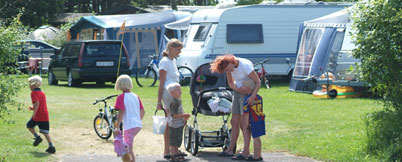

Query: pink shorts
left=123, top=127, right=141, bottom=146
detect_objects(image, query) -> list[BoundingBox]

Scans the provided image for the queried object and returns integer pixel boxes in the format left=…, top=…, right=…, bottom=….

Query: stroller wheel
left=190, top=130, right=200, bottom=156
left=184, top=125, right=192, bottom=151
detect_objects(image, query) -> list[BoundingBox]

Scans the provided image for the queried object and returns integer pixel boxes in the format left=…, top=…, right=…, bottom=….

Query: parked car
left=15, top=40, right=60, bottom=55
left=48, top=40, right=131, bottom=86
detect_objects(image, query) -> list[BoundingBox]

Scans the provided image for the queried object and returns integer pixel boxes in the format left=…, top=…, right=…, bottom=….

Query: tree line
left=0, top=0, right=224, bottom=28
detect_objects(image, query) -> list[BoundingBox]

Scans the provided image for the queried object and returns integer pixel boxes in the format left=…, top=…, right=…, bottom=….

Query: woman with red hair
left=211, top=54, right=261, bottom=160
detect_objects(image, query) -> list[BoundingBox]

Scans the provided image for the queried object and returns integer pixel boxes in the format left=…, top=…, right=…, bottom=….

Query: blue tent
left=289, top=8, right=358, bottom=93
left=69, top=11, right=191, bottom=71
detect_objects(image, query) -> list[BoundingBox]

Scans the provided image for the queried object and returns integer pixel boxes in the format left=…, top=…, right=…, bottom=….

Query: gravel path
left=60, top=151, right=318, bottom=162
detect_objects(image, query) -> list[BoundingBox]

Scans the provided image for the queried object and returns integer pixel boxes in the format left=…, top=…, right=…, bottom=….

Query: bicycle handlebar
left=253, top=58, right=271, bottom=66
left=93, top=94, right=118, bottom=105
left=149, top=54, right=158, bottom=59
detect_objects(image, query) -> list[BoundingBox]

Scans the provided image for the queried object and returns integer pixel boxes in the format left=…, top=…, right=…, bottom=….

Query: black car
left=48, top=40, right=131, bottom=86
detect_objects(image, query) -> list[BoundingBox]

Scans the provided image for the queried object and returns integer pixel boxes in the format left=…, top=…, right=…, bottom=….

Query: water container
left=152, top=109, right=167, bottom=134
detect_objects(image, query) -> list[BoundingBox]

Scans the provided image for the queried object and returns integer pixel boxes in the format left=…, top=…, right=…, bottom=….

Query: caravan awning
left=72, top=10, right=191, bottom=30
left=165, top=15, right=192, bottom=30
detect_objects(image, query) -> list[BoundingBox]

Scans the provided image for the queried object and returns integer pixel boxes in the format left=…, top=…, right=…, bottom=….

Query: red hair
left=210, top=54, right=236, bottom=73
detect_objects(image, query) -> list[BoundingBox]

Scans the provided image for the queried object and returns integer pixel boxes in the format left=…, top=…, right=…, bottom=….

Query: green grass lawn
left=0, top=76, right=382, bottom=161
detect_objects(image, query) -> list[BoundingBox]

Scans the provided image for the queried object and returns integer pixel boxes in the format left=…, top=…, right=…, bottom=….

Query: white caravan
left=176, top=4, right=349, bottom=76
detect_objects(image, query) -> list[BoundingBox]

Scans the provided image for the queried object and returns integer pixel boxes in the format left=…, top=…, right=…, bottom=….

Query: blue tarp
left=69, top=11, right=191, bottom=71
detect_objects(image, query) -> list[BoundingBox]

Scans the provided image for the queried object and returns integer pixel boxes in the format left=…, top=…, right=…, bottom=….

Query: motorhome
left=176, top=4, right=349, bottom=76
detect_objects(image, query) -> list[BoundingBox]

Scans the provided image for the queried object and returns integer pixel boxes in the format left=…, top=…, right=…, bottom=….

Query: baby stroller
left=184, top=63, right=235, bottom=156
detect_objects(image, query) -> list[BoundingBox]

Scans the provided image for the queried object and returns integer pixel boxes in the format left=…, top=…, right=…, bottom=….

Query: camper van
left=176, top=4, right=349, bottom=76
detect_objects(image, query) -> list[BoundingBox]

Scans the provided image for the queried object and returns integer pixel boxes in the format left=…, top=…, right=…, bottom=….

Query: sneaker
left=46, top=147, right=56, bottom=154
left=33, top=137, right=42, bottom=146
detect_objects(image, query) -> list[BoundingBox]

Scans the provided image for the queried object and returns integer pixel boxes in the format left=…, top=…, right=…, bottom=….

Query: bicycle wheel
left=136, top=66, right=157, bottom=87
left=93, top=116, right=112, bottom=139
left=262, top=73, right=271, bottom=88
left=177, top=66, right=193, bottom=86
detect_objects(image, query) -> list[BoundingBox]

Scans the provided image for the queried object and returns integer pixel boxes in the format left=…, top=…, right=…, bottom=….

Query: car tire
left=67, top=71, right=79, bottom=87
left=48, top=69, right=58, bottom=85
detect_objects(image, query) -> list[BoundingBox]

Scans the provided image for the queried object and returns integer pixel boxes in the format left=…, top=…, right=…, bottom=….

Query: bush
left=364, top=110, right=402, bottom=161
left=352, top=0, right=402, bottom=160
left=351, top=0, right=402, bottom=111
left=45, top=19, right=77, bottom=47
left=0, top=14, right=28, bottom=121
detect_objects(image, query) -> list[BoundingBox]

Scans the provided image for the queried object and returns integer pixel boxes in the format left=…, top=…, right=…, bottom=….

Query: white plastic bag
left=152, top=109, right=167, bottom=134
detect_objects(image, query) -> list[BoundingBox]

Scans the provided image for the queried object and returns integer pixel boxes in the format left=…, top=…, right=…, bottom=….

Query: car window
left=70, top=44, right=82, bottom=57
left=84, top=43, right=122, bottom=57
left=61, top=45, right=71, bottom=57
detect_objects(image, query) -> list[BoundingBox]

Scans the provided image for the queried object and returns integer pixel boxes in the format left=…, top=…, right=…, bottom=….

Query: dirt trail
left=51, top=125, right=318, bottom=162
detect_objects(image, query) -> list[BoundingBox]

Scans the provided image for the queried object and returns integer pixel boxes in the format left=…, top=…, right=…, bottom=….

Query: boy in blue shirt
left=243, top=80, right=265, bottom=161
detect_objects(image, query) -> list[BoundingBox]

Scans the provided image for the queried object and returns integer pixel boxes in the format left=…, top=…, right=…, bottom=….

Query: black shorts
left=26, top=118, right=49, bottom=134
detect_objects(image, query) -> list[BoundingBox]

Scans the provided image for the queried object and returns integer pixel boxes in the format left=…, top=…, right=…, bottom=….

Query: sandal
left=164, top=154, right=172, bottom=159
left=218, top=151, right=234, bottom=157
left=178, top=150, right=187, bottom=156
left=170, top=154, right=184, bottom=162
left=231, top=154, right=250, bottom=160
left=246, top=156, right=263, bottom=161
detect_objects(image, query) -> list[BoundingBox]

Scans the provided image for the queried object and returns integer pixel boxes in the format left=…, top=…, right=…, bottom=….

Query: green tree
left=0, top=14, right=28, bottom=121
left=351, top=1, right=402, bottom=111
left=352, top=0, right=402, bottom=160
left=0, top=0, right=65, bottom=28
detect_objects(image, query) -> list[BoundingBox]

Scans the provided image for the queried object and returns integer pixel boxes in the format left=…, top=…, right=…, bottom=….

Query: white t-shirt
left=159, top=56, right=179, bottom=87
left=114, top=92, right=144, bottom=130
left=231, top=58, right=254, bottom=88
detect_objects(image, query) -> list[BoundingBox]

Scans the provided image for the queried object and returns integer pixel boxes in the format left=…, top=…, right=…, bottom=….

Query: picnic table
left=27, top=57, right=51, bottom=75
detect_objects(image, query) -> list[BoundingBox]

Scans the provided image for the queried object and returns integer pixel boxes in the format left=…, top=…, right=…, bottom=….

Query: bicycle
left=92, top=94, right=122, bottom=140
left=253, top=58, right=271, bottom=88
left=135, top=54, right=194, bottom=87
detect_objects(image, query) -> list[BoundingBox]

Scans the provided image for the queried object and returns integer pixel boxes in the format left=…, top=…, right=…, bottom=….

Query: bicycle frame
left=97, top=100, right=115, bottom=131
left=254, top=58, right=271, bottom=88
left=145, top=55, right=190, bottom=78
left=93, top=94, right=118, bottom=139
left=136, top=54, right=194, bottom=87
left=144, top=55, right=160, bottom=77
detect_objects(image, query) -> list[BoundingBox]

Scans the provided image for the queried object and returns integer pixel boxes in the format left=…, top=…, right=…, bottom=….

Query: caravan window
left=294, top=28, right=323, bottom=77
left=194, top=24, right=212, bottom=41
left=226, top=24, right=263, bottom=43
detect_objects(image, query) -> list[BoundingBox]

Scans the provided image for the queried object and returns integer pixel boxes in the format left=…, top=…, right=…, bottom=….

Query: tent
left=31, top=25, right=60, bottom=41
left=69, top=11, right=191, bottom=71
left=289, top=8, right=360, bottom=93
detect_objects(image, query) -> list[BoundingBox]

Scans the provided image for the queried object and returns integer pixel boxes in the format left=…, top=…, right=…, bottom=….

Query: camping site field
left=0, top=76, right=382, bottom=161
